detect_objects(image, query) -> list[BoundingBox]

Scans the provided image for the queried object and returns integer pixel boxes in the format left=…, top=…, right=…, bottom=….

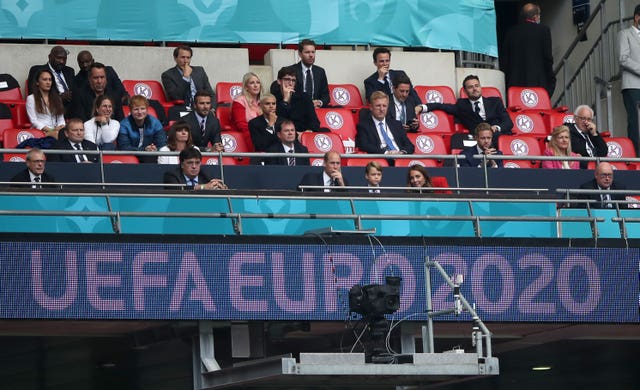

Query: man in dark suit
left=274, top=66, right=321, bottom=132
left=502, top=3, right=555, bottom=96
left=363, top=47, right=420, bottom=103
left=417, top=74, right=513, bottom=147
left=10, top=148, right=56, bottom=188
left=73, top=50, right=128, bottom=104
left=27, top=46, right=75, bottom=113
left=182, top=90, right=223, bottom=152
left=269, top=39, right=330, bottom=108
left=459, top=123, right=503, bottom=167
left=577, top=162, right=627, bottom=209
left=569, top=104, right=608, bottom=169
left=163, top=147, right=227, bottom=190
left=298, top=150, right=347, bottom=192
left=264, top=119, right=310, bottom=166
left=386, top=74, right=420, bottom=132
left=70, top=62, right=125, bottom=121
left=249, top=93, right=280, bottom=153
left=356, top=91, right=415, bottom=161
left=49, top=118, right=99, bottom=163
left=161, top=45, right=215, bottom=108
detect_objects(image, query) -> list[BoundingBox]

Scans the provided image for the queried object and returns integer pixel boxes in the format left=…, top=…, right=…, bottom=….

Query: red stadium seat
left=344, top=157, right=389, bottom=167
left=587, top=161, right=634, bottom=170
left=459, top=86, right=504, bottom=103
left=604, top=137, right=637, bottom=159
left=507, top=86, right=568, bottom=114
left=431, top=176, right=453, bottom=194
left=408, top=133, right=449, bottom=167
left=202, top=155, right=238, bottom=166
left=215, top=82, right=243, bottom=106
left=0, top=117, right=15, bottom=144
left=417, top=110, right=454, bottom=135
left=414, top=85, right=456, bottom=104
left=503, top=160, right=537, bottom=169
left=328, top=84, right=365, bottom=108
left=123, top=80, right=173, bottom=113
left=316, top=108, right=357, bottom=141
left=220, top=130, right=251, bottom=165
left=3, top=152, right=27, bottom=162
left=394, top=158, right=439, bottom=167
left=498, top=134, right=542, bottom=168
left=545, top=112, right=574, bottom=131
left=508, top=111, right=549, bottom=137
left=300, top=132, right=345, bottom=166
left=2, top=128, right=42, bottom=149
left=122, top=105, right=159, bottom=120
left=101, top=155, right=140, bottom=164
left=0, top=73, right=23, bottom=101
left=216, top=105, right=233, bottom=131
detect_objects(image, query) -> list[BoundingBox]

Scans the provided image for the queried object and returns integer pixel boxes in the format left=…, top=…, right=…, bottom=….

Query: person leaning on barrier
left=577, top=162, right=628, bottom=209
left=542, top=125, right=580, bottom=169
left=406, top=164, right=432, bottom=192
left=568, top=105, right=608, bottom=169
left=163, top=147, right=227, bottom=191
left=298, top=150, right=347, bottom=192
left=459, top=122, right=503, bottom=168
left=10, top=148, right=55, bottom=188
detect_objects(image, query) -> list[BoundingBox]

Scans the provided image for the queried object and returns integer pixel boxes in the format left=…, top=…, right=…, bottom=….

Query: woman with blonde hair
left=231, top=72, right=262, bottom=150
left=542, top=125, right=580, bottom=169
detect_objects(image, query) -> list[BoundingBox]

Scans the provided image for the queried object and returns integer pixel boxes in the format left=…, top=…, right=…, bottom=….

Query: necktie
left=288, top=149, right=295, bottom=166
left=378, top=122, right=397, bottom=151
left=305, top=69, right=313, bottom=97
left=74, top=143, right=87, bottom=162
left=188, top=178, right=198, bottom=187
left=474, top=101, right=481, bottom=115
left=56, top=71, right=69, bottom=92
left=33, top=176, right=41, bottom=189
left=200, top=118, right=206, bottom=137
left=384, top=75, right=392, bottom=94
left=400, top=103, right=406, bottom=124
left=601, top=193, right=612, bottom=208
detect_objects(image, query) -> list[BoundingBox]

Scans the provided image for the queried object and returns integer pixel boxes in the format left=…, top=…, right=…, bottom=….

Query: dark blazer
left=249, top=116, right=281, bottom=152
left=355, top=114, right=415, bottom=154
left=27, top=63, right=74, bottom=94
left=264, top=141, right=310, bottom=166
left=577, top=179, right=627, bottom=208
left=270, top=63, right=330, bottom=107
left=69, top=83, right=125, bottom=122
left=274, top=89, right=321, bottom=132
left=386, top=94, right=420, bottom=128
left=49, top=139, right=99, bottom=163
left=161, top=66, right=215, bottom=105
left=568, top=123, right=608, bottom=169
left=503, top=21, right=555, bottom=96
left=182, top=111, right=222, bottom=149
left=73, top=66, right=127, bottom=99
left=298, top=171, right=348, bottom=191
left=459, top=146, right=504, bottom=167
left=364, top=69, right=420, bottom=103
left=163, top=167, right=213, bottom=190
left=426, top=97, right=513, bottom=135
left=10, top=169, right=56, bottom=187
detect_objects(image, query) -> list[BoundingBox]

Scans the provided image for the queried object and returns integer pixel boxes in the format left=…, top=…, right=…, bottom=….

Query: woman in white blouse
left=26, top=69, right=65, bottom=138
left=158, top=121, right=199, bottom=164
left=83, top=95, right=120, bottom=150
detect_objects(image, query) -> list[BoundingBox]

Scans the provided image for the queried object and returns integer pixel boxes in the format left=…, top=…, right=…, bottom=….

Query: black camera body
left=349, top=276, right=401, bottom=318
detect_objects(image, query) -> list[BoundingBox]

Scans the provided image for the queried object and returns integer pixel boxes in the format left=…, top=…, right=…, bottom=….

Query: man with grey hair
left=568, top=104, right=608, bottom=169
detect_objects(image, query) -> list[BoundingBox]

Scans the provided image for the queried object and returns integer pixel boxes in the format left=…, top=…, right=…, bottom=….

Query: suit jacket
left=248, top=116, right=281, bottom=152
left=161, top=66, right=214, bottom=105
left=386, top=94, right=420, bottom=128
left=298, top=171, right=348, bottom=191
left=274, top=89, right=320, bottom=132
left=619, top=26, right=640, bottom=90
left=70, top=83, right=125, bottom=121
left=269, top=63, right=330, bottom=107
left=577, top=179, right=627, bottom=208
left=426, top=97, right=513, bottom=135
left=10, top=169, right=56, bottom=188
left=264, top=141, right=310, bottom=166
left=503, top=21, right=555, bottom=96
left=49, top=139, right=99, bottom=163
left=568, top=123, right=608, bottom=169
left=363, top=69, right=420, bottom=103
left=459, top=146, right=503, bottom=167
left=73, top=66, right=126, bottom=98
left=27, top=63, right=75, bottom=94
left=163, top=167, right=213, bottom=190
left=182, top=111, right=222, bottom=149
left=355, top=114, right=415, bottom=154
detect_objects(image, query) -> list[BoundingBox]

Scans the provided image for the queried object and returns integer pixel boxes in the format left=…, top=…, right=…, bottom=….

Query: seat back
left=509, top=111, right=549, bottom=137
left=0, top=73, right=23, bottom=101
left=586, top=161, right=634, bottom=170
left=315, top=108, right=357, bottom=142
left=507, top=87, right=552, bottom=111
left=123, top=80, right=170, bottom=105
left=498, top=135, right=542, bottom=162
left=394, top=158, right=439, bottom=168
left=503, top=160, right=537, bottom=169
left=328, top=84, right=365, bottom=108
left=2, top=128, right=42, bottom=149
left=215, top=82, right=243, bottom=106
left=216, top=105, right=233, bottom=131
left=417, top=110, right=454, bottom=134
left=408, top=133, right=449, bottom=167
left=414, top=85, right=456, bottom=104
left=605, top=137, right=637, bottom=159
left=101, top=155, right=140, bottom=164
left=544, top=112, right=574, bottom=131
left=220, top=130, right=251, bottom=165
left=459, top=86, right=503, bottom=103
left=3, top=152, right=27, bottom=162
left=300, top=132, right=345, bottom=165
left=0, top=117, right=15, bottom=144
left=202, top=155, right=238, bottom=166
left=344, top=157, right=389, bottom=167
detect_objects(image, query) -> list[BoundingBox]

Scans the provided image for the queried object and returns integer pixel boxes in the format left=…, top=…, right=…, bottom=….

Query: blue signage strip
left=0, top=242, right=637, bottom=323
left=0, top=0, right=497, bottom=56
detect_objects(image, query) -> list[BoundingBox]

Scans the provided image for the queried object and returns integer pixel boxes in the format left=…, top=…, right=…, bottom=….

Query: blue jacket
left=118, top=115, right=167, bottom=151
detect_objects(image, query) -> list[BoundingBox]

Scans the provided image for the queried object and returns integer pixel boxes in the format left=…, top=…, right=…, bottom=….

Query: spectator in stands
left=364, top=161, right=383, bottom=193
left=163, top=147, right=227, bottom=190
left=459, top=123, right=503, bottom=168
left=231, top=72, right=262, bottom=150
left=264, top=119, right=309, bottom=166
left=27, top=46, right=74, bottom=112
left=158, top=121, right=198, bottom=165
left=70, top=62, right=125, bottom=122
left=161, top=45, right=214, bottom=108
left=10, top=148, right=55, bottom=188
left=503, top=3, right=555, bottom=96
left=269, top=39, right=329, bottom=108
left=618, top=4, right=640, bottom=155
left=577, top=162, right=628, bottom=209
left=118, top=95, right=167, bottom=163
left=274, top=66, right=321, bottom=134
left=542, top=125, right=580, bottom=169
left=568, top=105, right=608, bottom=169
left=406, top=164, right=432, bottom=192
left=182, top=90, right=223, bottom=152
left=249, top=93, right=280, bottom=153
left=298, top=150, right=347, bottom=191
left=83, top=95, right=119, bottom=150
left=74, top=50, right=128, bottom=104
left=49, top=118, right=99, bottom=163
left=26, top=69, right=65, bottom=139
left=387, top=74, right=420, bottom=132
left=416, top=74, right=513, bottom=146
left=364, top=47, right=420, bottom=103
left=356, top=91, right=415, bottom=161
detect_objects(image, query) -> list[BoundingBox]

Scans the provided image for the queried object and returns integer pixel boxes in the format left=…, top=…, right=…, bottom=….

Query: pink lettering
left=323, top=253, right=363, bottom=312
left=169, top=252, right=215, bottom=312
left=228, top=252, right=267, bottom=312
left=86, top=251, right=124, bottom=311
left=272, top=252, right=315, bottom=313
left=133, top=252, right=168, bottom=311
left=31, top=250, right=77, bottom=310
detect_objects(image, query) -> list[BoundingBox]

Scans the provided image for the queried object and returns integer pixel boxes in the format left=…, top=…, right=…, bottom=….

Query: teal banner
left=0, top=0, right=498, bottom=56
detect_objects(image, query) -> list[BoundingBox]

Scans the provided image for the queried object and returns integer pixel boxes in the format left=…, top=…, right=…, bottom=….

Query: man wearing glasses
left=274, top=67, right=321, bottom=134
left=578, top=162, right=627, bottom=209
left=569, top=105, right=608, bottom=169
left=10, top=148, right=56, bottom=188
left=163, top=147, right=227, bottom=190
